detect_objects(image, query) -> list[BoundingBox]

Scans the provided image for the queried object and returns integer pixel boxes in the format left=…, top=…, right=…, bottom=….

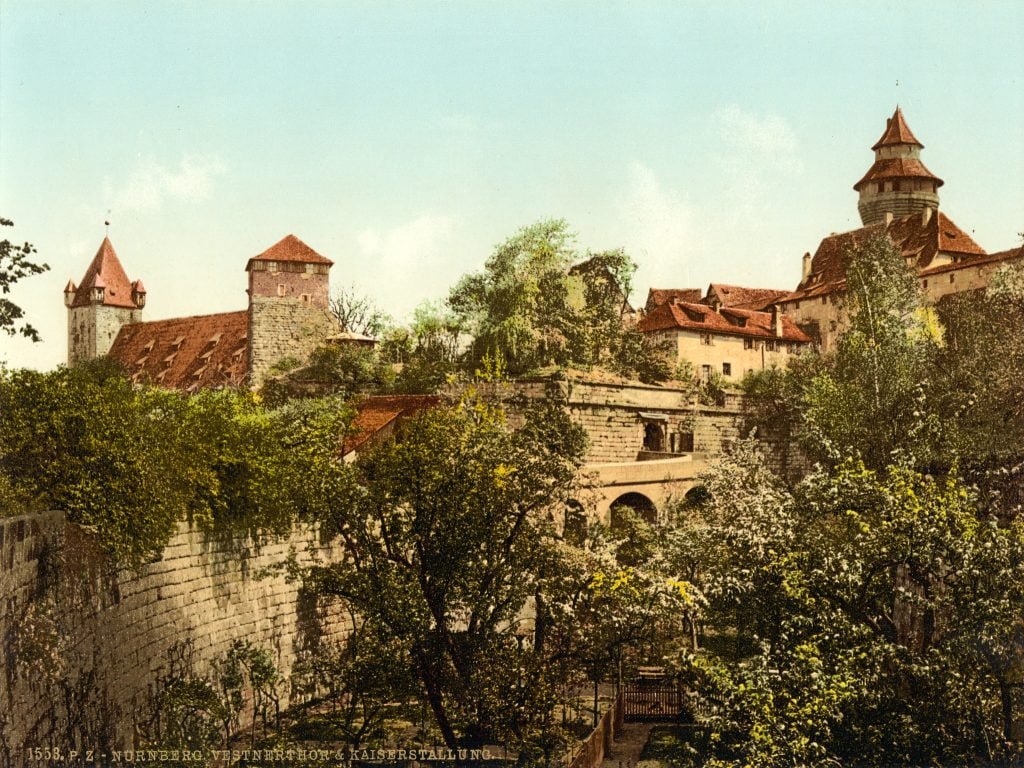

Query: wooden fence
left=621, top=681, right=686, bottom=722
left=567, top=693, right=623, bottom=768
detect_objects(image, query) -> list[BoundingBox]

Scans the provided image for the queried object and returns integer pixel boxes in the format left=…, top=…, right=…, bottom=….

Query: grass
left=637, top=724, right=706, bottom=768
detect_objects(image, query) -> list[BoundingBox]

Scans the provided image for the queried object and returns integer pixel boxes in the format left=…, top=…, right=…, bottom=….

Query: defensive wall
left=476, top=374, right=808, bottom=519
left=0, top=511, right=347, bottom=763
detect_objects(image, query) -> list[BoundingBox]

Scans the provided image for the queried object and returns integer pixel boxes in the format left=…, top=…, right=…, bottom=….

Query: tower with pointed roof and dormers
left=854, top=107, right=944, bottom=226
left=64, top=237, right=146, bottom=365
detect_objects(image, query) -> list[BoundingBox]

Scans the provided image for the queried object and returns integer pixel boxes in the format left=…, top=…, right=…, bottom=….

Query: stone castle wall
left=475, top=376, right=808, bottom=479
left=247, top=297, right=339, bottom=388
left=67, top=305, right=141, bottom=366
left=0, top=512, right=348, bottom=762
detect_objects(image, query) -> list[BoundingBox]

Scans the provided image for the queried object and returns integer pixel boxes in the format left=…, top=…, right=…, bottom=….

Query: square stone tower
left=245, top=234, right=338, bottom=387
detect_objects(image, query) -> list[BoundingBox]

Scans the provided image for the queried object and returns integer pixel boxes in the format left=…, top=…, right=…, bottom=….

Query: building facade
left=772, top=108, right=1019, bottom=351
left=65, top=233, right=340, bottom=389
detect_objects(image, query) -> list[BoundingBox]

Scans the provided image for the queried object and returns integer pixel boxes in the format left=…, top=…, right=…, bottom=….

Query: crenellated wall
left=0, top=512, right=348, bottom=764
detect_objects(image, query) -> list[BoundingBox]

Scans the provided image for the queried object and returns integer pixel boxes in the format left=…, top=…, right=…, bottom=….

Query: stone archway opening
left=610, top=492, right=658, bottom=528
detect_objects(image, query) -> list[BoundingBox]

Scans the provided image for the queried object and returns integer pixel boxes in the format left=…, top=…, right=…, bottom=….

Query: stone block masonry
left=473, top=375, right=808, bottom=480
left=0, top=512, right=349, bottom=761
left=247, top=296, right=339, bottom=388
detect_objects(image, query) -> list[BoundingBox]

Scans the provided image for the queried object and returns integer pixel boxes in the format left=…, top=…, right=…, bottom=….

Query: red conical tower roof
left=71, top=237, right=139, bottom=309
left=872, top=106, right=923, bottom=150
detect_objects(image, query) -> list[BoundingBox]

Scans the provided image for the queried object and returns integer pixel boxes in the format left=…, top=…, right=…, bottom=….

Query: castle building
left=64, top=238, right=147, bottom=365
left=774, top=107, right=1021, bottom=351
left=638, top=284, right=811, bottom=380
left=854, top=106, right=943, bottom=226
left=65, top=233, right=339, bottom=390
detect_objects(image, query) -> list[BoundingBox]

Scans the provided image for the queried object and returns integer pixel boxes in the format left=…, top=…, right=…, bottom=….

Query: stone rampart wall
left=0, top=512, right=347, bottom=762
left=472, top=376, right=808, bottom=479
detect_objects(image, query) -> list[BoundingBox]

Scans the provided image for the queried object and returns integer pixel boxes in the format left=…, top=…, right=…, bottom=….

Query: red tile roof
left=341, top=395, right=443, bottom=456
left=871, top=107, right=923, bottom=150
left=706, top=284, right=790, bottom=311
left=784, top=210, right=986, bottom=301
left=919, top=245, right=1024, bottom=277
left=854, top=157, right=943, bottom=191
left=107, top=311, right=249, bottom=391
left=638, top=301, right=811, bottom=344
left=70, top=238, right=140, bottom=309
left=645, top=288, right=703, bottom=313
left=245, top=234, right=333, bottom=270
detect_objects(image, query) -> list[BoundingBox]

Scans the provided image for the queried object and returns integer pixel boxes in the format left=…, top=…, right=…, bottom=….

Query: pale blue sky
left=2, top=1, right=1022, bottom=370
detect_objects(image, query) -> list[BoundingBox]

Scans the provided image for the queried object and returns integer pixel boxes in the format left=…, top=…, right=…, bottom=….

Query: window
left=794, top=301, right=800, bottom=310
left=923, top=279, right=928, bottom=289
left=821, top=296, right=827, bottom=305
left=764, top=340, right=776, bottom=352
left=722, top=362, right=732, bottom=376
left=700, top=333, right=713, bottom=346
left=701, top=364, right=711, bottom=382
left=743, top=338, right=754, bottom=350
left=676, top=431, right=694, bottom=453
left=949, top=273, right=955, bottom=284
left=300, top=293, right=311, bottom=303
left=277, top=284, right=287, bottom=297
left=643, top=422, right=665, bottom=452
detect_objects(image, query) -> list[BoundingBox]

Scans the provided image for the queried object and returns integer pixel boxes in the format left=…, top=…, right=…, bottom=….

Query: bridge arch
left=610, top=492, right=658, bottom=526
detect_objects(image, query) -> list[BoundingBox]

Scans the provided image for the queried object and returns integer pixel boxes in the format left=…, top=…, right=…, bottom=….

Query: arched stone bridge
left=579, top=455, right=710, bottom=525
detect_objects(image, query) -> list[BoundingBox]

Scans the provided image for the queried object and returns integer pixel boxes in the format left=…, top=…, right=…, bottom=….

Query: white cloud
left=103, top=155, right=226, bottom=213
left=711, top=105, right=802, bottom=175
left=617, top=162, right=700, bottom=288
left=356, top=213, right=457, bottom=316
left=713, top=105, right=797, bottom=156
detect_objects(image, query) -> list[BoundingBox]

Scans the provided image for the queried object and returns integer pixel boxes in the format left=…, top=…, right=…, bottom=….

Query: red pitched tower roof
left=871, top=106, right=923, bottom=150
left=855, top=108, right=943, bottom=226
left=245, top=233, right=333, bottom=271
left=69, top=237, right=142, bottom=309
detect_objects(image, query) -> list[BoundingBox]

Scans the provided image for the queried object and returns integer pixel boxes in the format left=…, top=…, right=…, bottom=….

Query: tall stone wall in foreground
left=0, top=512, right=348, bottom=763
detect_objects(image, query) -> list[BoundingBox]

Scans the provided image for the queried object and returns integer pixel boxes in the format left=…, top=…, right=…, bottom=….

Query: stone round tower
left=854, top=107, right=943, bottom=226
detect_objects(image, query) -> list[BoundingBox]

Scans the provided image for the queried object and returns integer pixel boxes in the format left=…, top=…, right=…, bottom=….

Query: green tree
left=932, top=261, right=1024, bottom=474
left=803, top=233, right=942, bottom=469
left=449, top=219, right=664, bottom=381
left=668, top=441, right=1024, bottom=766
left=304, top=394, right=589, bottom=754
left=391, top=301, right=464, bottom=394
left=0, top=217, right=49, bottom=341
left=0, top=362, right=344, bottom=562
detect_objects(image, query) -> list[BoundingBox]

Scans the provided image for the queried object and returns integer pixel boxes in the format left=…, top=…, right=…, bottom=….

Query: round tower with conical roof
left=854, top=107, right=943, bottom=226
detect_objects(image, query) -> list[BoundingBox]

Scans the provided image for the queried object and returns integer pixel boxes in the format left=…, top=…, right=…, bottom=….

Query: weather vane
left=105, top=210, right=111, bottom=236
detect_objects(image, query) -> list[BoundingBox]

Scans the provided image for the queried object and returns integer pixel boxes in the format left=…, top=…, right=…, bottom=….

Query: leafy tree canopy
left=449, top=219, right=668, bottom=381
left=1, top=217, right=49, bottom=342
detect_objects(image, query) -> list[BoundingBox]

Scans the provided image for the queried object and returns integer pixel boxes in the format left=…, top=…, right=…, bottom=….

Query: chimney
left=884, top=211, right=894, bottom=226
left=921, top=206, right=933, bottom=226
left=771, top=305, right=784, bottom=338
left=801, top=252, right=812, bottom=281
